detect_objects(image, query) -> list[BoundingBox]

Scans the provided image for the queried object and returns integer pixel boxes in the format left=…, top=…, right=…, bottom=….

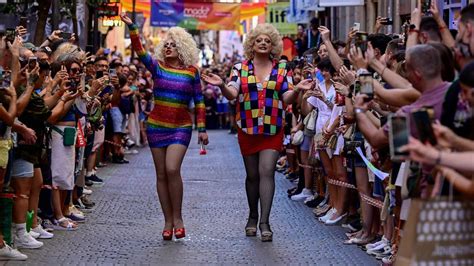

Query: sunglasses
left=70, top=67, right=82, bottom=74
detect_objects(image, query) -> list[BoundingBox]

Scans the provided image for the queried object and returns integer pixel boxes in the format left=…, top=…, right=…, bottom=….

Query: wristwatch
left=354, top=108, right=366, bottom=114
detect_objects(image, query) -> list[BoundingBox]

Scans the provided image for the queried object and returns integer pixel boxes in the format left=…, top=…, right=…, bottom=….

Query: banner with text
left=151, top=0, right=240, bottom=31
left=266, top=2, right=297, bottom=35
left=319, top=0, right=364, bottom=7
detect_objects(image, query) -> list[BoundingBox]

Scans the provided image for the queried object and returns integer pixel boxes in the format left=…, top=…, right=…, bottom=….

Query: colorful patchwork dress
left=129, top=24, right=206, bottom=148
left=228, top=60, right=293, bottom=155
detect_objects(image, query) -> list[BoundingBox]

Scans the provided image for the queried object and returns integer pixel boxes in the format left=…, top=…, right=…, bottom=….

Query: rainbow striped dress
left=129, top=24, right=206, bottom=148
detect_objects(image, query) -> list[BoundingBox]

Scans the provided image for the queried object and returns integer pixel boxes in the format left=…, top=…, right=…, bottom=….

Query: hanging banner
left=266, top=2, right=297, bottom=35
left=319, top=0, right=364, bottom=7
left=151, top=0, right=240, bottom=31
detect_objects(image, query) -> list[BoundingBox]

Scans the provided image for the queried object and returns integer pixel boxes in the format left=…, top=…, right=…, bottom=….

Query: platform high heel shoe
left=259, top=223, right=273, bottom=242
left=174, top=228, right=186, bottom=239
left=245, top=217, right=258, bottom=237
left=162, top=229, right=173, bottom=241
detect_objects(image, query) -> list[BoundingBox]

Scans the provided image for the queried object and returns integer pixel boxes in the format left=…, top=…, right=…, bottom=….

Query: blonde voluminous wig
left=155, top=27, right=200, bottom=67
left=243, top=23, right=283, bottom=60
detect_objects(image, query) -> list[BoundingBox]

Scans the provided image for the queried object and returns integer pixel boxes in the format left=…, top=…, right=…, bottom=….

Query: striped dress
left=129, top=24, right=206, bottom=148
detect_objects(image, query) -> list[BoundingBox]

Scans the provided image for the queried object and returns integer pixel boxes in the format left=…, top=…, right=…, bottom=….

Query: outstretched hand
left=201, top=73, right=224, bottom=87
left=120, top=13, right=133, bottom=25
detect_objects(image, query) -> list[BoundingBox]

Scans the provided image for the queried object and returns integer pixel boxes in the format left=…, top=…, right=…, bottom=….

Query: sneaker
left=290, top=188, right=312, bottom=201
left=313, top=203, right=331, bottom=216
left=83, top=187, right=93, bottom=195
left=381, top=254, right=395, bottom=264
left=366, top=236, right=389, bottom=252
left=0, top=242, right=28, bottom=261
left=86, top=174, right=103, bottom=184
left=125, top=138, right=135, bottom=148
left=31, top=225, right=54, bottom=239
left=28, top=230, right=40, bottom=239
left=342, top=214, right=361, bottom=231
left=124, top=149, right=139, bottom=155
left=14, top=233, right=44, bottom=249
left=370, top=244, right=392, bottom=258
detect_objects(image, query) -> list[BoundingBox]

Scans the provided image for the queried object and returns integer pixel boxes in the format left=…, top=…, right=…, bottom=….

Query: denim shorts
left=300, top=135, right=311, bottom=152
left=110, top=107, right=126, bottom=134
left=11, top=158, right=34, bottom=178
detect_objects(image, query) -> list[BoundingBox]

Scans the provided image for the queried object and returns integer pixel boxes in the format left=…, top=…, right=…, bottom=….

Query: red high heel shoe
left=174, top=228, right=186, bottom=239
left=162, top=230, right=173, bottom=241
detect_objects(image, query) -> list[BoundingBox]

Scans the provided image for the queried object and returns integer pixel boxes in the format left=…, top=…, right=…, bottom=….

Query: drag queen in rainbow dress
left=121, top=13, right=208, bottom=240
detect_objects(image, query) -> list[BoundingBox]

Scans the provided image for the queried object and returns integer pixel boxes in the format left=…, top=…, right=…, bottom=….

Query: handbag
left=51, top=126, right=76, bottom=146
left=325, top=134, right=338, bottom=149
left=303, top=109, right=318, bottom=137
left=292, top=130, right=304, bottom=145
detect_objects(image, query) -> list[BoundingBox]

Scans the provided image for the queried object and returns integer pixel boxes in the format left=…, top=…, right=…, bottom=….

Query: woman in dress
left=121, top=14, right=208, bottom=240
left=202, top=24, right=310, bottom=241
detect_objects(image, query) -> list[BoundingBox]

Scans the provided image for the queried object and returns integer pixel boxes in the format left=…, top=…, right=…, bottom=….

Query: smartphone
left=380, top=18, right=393, bottom=25
left=68, top=79, right=78, bottom=92
left=359, top=73, right=374, bottom=100
left=99, top=85, right=112, bottom=97
left=355, top=32, right=369, bottom=55
left=5, top=28, right=16, bottom=43
left=411, top=108, right=437, bottom=145
left=28, top=56, right=37, bottom=70
left=96, top=71, right=104, bottom=79
left=353, top=23, right=361, bottom=32
left=389, top=114, right=410, bottom=162
left=109, top=68, right=117, bottom=77
left=422, top=0, right=431, bottom=14
left=19, top=17, right=27, bottom=28
left=60, top=32, right=72, bottom=40
left=305, top=54, right=313, bottom=66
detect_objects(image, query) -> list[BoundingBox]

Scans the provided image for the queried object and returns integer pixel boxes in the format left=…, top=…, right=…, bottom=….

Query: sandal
left=52, top=217, right=78, bottom=231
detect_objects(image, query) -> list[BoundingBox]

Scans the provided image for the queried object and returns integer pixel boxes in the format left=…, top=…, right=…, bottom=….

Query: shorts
left=110, top=107, right=126, bottom=134
left=11, top=159, right=34, bottom=178
left=300, top=135, right=312, bottom=152
left=0, top=139, right=13, bottom=169
left=92, top=127, right=105, bottom=152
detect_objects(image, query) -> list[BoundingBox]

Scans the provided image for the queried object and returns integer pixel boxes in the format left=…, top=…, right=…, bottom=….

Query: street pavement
left=6, top=130, right=377, bottom=265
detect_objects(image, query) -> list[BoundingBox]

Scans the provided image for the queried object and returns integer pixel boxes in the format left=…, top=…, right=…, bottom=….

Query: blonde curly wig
left=155, top=27, right=200, bottom=67
left=243, top=23, right=283, bottom=60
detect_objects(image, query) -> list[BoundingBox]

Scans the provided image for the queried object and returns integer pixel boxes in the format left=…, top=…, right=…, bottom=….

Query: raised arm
left=318, top=26, right=344, bottom=72
left=121, top=13, right=158, bottom=76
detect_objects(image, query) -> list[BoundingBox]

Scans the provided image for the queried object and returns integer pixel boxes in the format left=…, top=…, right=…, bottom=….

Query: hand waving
left=201, top=73, right=224, bottom=87
left=120, top=13, right=133, bottom=26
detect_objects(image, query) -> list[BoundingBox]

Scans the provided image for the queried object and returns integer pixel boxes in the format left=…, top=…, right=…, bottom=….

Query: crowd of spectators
left=274, top=2, right=474, bottom=264
left=0, top=26, right=153, bottom=260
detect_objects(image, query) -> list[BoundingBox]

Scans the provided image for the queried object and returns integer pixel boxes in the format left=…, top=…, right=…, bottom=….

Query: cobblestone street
left=7, top=130, right=377, bottom=265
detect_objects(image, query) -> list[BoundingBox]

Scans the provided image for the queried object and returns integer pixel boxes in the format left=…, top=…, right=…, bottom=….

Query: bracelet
left=347, top=92, right=353, bottom=98
left=47, top=37, right=53, bottom=42
left=435, top=151, right=442, bottom=165
left=439, top=26, right=448, bottom=32
left=59, top=97, right=67, bottom=102
left=409, top=29, right=420, bottom=34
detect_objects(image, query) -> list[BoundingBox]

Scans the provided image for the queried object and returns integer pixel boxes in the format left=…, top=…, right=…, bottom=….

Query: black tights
left=243, top=149, right=279, bottom=226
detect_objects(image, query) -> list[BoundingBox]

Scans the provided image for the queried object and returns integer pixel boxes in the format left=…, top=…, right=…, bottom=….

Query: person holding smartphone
left=121, top=13, right=208, bottom=241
